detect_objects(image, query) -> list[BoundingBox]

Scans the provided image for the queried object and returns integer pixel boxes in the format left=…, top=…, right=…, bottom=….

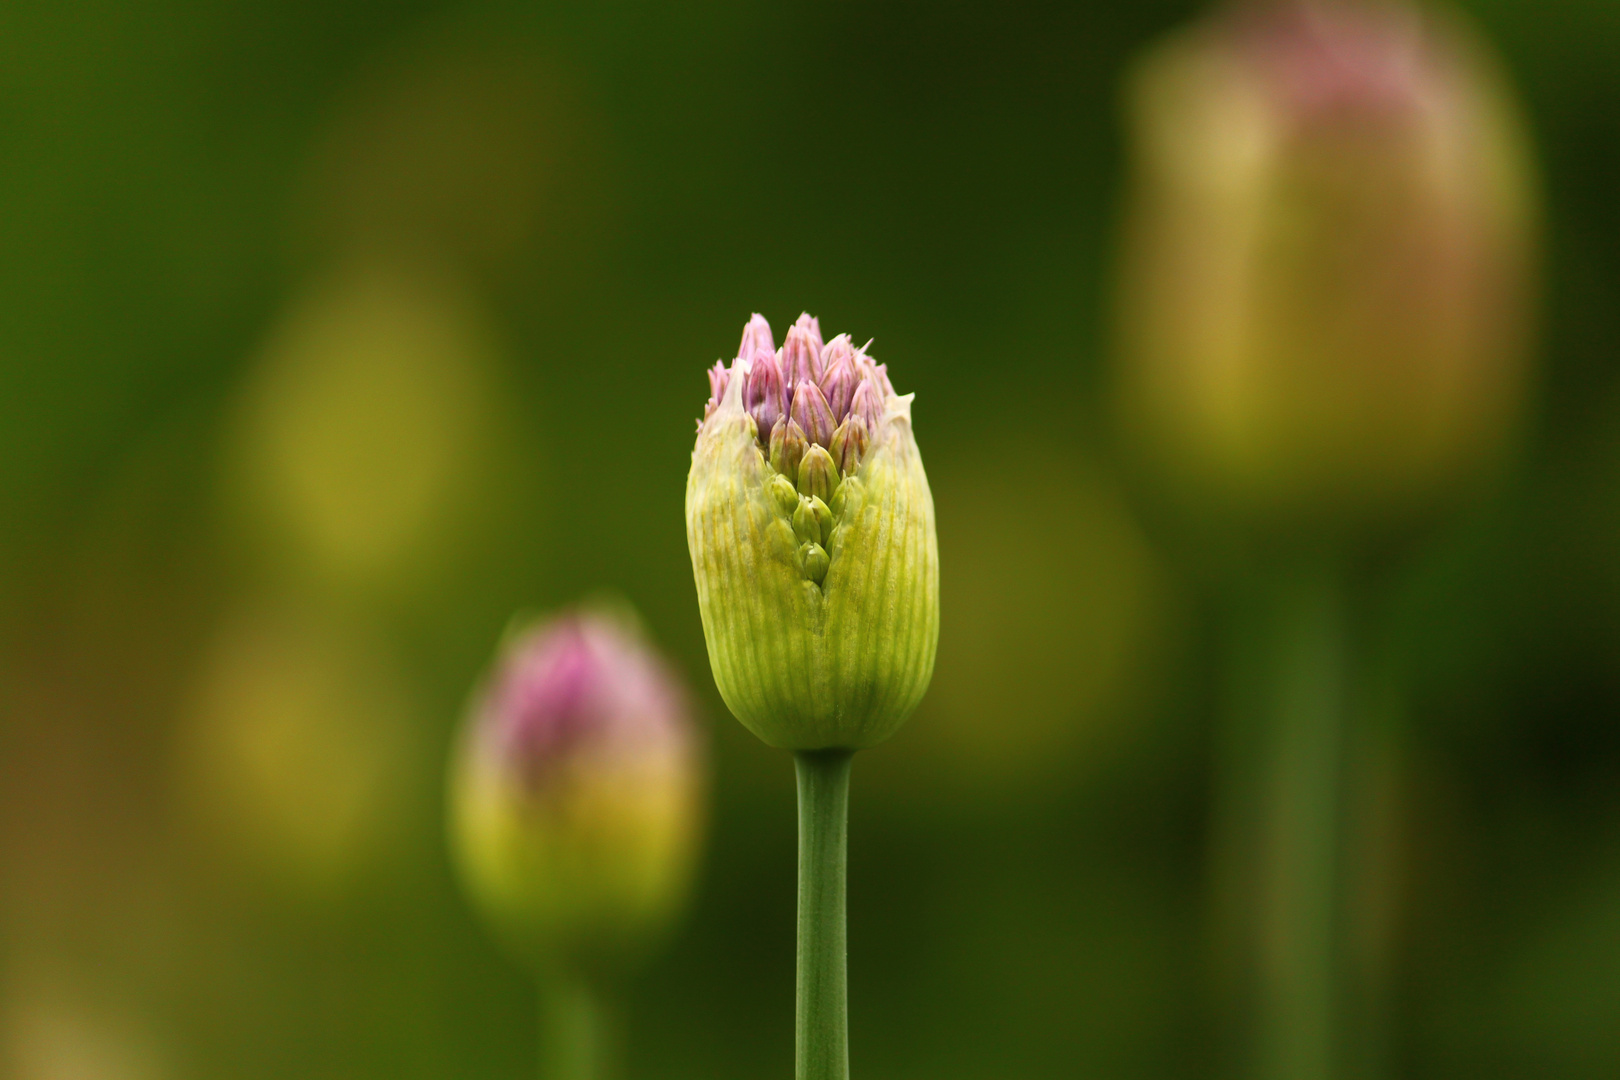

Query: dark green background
left=3, top=1, right=1620, bottom=1077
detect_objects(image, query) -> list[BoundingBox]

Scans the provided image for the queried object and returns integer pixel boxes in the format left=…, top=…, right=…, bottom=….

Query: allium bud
left=783, top=324, right=824, bottom=393
left=449, top=607, right=703, bottom=970
left=738, top=312, right=776, bottom=363
left=770, top=417, right=808, bottom=483
left=848, top=377, right=885, bottom=434
left=820, top=333, right=856, bottom=378
left=798, top=445, right=838, bottom=505
left=687, top=313, right=939, bottom=750
left=791, top=380, right=838, bottom=450
left=705, top=361, right=729, bottom=421
left=819, top=346, right=859, bottom=421
left=829, top=416, right=869, bottom=476
left=794, top=311, right=823, bottom=351
left=1114, top=0, right=1538, bottom=521
left=745, top=350, right=788, bottom=438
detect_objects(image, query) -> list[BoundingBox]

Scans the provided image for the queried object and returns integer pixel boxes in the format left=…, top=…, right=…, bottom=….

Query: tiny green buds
left=448, top=607, right=703, bottom=972
left=686, top=313, right=939, bottom=751
left=798, top=445, right=838, bottom=505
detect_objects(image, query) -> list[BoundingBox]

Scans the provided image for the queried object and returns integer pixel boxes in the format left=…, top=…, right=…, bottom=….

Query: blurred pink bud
left=1115, top=0, right=1539, bottom=520
left=450, top=606, right=704, bottom=966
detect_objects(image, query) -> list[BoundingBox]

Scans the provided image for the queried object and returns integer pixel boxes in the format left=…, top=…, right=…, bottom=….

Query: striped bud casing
left=686, top=314, right=939, bottom=751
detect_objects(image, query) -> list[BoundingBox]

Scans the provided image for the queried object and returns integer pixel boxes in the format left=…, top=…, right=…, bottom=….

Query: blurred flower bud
left=449, top=606, right=703, bottom=972
left=1114, top=0, right=1538, bottom=523
left=687, top=314, right=939, bottom=750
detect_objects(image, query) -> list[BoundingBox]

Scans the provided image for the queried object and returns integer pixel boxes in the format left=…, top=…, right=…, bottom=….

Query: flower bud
left=794, top=311, right=824, bottom=352
left=819, top=346, right=859, bottom=421
left=797, top=445, right=838, bottom=505
left=1114, top=0, right=1538, bottom=522
left=738, top=312, right=775, bottom=363
left=706, top=361, right=729, bottom=412
left=770, top=417, right=808, bottom=481
left=848, top=377, right=885, bottom=434
left=745, top=351, right=788, bottom=438
left=686, top=314, right=939, bottom=750
left=820, top=333, right=856, bottom=379
left=783, top=324, right=824, bottom=393
left=448, top=606, right=703, bottom=971
left=792, top=495, right=833, bottom=548
left=791, top=380, right=838, bottom=450
left=829, top=416, right=870, bottom=476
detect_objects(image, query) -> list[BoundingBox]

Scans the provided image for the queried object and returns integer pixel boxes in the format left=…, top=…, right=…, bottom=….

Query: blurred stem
left=1256, top=563, right=1344, bottom=1080
left=540, top=975, right=613, bottom=1080
left=795, top=749, right=852, bottom=1080
left=1215, top=561, right=1349, bottom=1080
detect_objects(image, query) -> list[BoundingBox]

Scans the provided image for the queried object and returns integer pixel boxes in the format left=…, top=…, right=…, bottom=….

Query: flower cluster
left=700, top=313, right=898, bottom=585
left=686, top=313, right=937, bottom=751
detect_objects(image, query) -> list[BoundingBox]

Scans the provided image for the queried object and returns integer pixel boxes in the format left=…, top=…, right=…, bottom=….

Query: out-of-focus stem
left=1254, top=564, right=1346, bottom=1080
left=795, top=749, right=852, bottom=1080
left=1212, top=562, right=1350, bottom=1080
left=540, top=975, right=612, bottom=1080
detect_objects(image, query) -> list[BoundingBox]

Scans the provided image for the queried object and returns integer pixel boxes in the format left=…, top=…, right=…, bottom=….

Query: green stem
left=540, top=975, right=612, bottom=1080
left=1254, top=564, right=1347, bottom=1080
left=795, top=749, right=852, bottom=1080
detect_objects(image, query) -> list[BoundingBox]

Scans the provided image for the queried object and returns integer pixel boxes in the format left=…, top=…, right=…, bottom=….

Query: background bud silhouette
left=1115, top=0, right=1539, bottom=524
left=448, top=606, right=703, bottom=972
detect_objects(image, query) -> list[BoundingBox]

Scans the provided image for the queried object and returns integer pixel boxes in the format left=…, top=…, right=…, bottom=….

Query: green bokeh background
left=2, top=1, right=1620, bottom=1077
